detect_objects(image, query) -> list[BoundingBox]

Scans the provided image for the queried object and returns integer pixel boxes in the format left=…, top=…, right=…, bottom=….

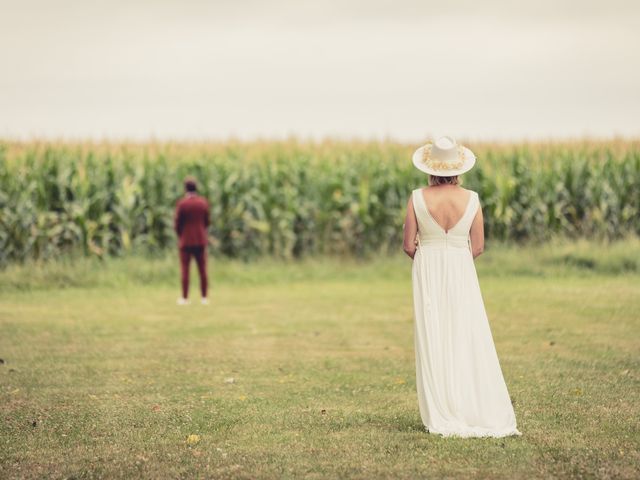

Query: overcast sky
left=1, top=0, right=639, bottom=142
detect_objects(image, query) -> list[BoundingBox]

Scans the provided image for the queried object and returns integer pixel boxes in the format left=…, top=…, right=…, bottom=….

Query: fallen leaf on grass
left=394, top=378, right=406, bottom=385
left=10, top=388, right=19, bottom=395
left=224, top=377, right=235, bottom=384
left=238, top=395, right=247, bottom=401
left=152, top=405, right=161, bottom=412
left=187, top=434, right=200, bottom=445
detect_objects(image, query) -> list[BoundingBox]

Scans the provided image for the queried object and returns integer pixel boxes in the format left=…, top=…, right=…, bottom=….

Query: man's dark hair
left=184, top=177, right=197, bottom=192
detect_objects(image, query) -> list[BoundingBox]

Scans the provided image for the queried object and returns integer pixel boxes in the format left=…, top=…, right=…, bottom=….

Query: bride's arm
left=469, top=205, right=485, bottom=259
left=403, top=197, right=418, bottom=259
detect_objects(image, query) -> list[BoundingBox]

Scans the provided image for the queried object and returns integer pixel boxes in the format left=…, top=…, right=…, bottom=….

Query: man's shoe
left=177, top=297, right=190, bottom=306
left=201, top=298, right=210, bottom=306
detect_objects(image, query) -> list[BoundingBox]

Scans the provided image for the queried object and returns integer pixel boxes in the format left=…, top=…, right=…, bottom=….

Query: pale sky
left=1, top=0, right=639, bottom=142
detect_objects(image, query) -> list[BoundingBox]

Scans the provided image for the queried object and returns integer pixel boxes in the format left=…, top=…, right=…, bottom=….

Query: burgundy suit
left=174, top=194, right=210, bottom=298
left=175, top=194, right=210, bottom=248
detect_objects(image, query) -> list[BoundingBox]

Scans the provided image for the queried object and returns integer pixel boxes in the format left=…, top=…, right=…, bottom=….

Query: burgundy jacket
left=174, top=194, right=210, bottom=248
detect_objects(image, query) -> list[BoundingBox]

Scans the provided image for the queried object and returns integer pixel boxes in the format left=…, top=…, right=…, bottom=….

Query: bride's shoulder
left=459, top=188, right=481, bottom=204
left=407, top=187, right=427, bottom=205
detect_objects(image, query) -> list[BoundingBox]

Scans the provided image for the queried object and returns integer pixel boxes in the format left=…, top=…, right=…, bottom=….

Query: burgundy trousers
left=179, top=246, right=207, bottom=298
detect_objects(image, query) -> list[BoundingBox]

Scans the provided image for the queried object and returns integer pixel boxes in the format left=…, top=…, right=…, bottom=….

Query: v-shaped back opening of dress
left=419, top=188, right=473, bottom=234
left=413, top=188, right=478, bottom=240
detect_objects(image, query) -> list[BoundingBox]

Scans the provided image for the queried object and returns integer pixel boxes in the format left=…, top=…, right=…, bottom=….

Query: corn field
left=0, top=140, right=639, bottom=265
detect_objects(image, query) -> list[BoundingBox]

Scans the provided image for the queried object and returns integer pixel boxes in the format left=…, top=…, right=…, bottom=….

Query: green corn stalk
left=0, top=139, right=638, bottom=266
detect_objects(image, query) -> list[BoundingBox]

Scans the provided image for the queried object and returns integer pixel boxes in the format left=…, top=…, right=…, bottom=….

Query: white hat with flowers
left=412, top=136, right=476, bottom=176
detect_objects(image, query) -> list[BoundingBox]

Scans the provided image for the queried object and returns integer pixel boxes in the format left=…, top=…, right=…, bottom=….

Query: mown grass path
left=1, top=259, right=639, bottom=479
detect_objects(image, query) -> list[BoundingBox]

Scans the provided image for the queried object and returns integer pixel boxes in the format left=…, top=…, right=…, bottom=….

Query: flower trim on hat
left=421, top=144, right=466, bottom=171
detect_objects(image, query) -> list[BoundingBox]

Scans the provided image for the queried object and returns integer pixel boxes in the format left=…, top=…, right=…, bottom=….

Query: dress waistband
left=418, top=235, right=470, bottom=249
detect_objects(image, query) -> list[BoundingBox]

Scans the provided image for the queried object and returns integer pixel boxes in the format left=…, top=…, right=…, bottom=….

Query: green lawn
left=1, top=245, right=639, bottom=479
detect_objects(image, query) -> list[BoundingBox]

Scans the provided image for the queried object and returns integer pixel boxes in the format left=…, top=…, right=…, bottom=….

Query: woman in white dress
left=403, top=137, right=521, bottom=438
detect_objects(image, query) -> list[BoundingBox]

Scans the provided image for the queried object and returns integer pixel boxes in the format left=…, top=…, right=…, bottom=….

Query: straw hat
left=412, top=136, right=476, bottom=176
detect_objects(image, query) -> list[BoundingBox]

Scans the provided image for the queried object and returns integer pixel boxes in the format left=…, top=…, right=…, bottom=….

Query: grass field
left=1, top=242, right=639, bottom=479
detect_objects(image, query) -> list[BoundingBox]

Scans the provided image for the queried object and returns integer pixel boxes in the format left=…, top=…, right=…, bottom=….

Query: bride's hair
left=429, top=175, right=459, bottom=186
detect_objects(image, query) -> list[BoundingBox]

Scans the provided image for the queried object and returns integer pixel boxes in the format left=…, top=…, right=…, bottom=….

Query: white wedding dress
left=411, top=188, right=521, bottom=438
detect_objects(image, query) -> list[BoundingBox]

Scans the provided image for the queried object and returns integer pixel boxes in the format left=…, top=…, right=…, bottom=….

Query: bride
left=403, top=136, right=521, bottom=438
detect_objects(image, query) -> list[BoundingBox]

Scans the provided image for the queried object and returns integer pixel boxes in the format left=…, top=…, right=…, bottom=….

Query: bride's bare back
left=422, top=185, right=472, bottom=233
left=403, top=184, right=484, bottom=259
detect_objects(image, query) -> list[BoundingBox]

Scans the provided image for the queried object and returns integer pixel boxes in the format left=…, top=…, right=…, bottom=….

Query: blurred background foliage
left=0, top=139, right=638, bottom=265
